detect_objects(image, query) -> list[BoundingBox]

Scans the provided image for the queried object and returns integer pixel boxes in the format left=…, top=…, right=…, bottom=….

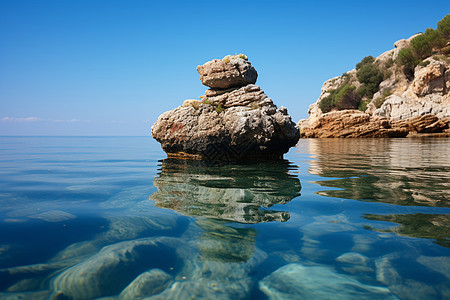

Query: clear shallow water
left=0, top=137, right=449, bottom=299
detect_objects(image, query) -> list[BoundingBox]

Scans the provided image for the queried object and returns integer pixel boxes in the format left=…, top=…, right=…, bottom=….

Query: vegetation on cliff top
left=397, top=14, right=449, bottom=78
left=319, top=81, right=359, bottom=113
left=319, top=58, right=385, bottom=113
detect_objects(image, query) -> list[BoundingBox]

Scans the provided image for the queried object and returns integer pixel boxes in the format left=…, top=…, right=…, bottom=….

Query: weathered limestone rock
left=392, top=34, right=420, bottom=61
left=152, top=55, right=299, bottom=160
left=300, top=109, right=449, bottom=138
left=203, top=84, right=273, bottom=108
left=299, top=110, right=409, bottom=138
left=197, top=54, right=257, bottom=89
left=408, top=114, right=449, bottom=133
left=182, top=99, right=202, bottom=110
left=374, top=90, right=450, bottom=121
left=393, top=40, right=409, bottom=61
left=412, top=59, right=447, bottom=96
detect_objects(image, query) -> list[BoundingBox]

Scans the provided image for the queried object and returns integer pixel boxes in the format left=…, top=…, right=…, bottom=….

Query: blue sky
left=1, top=0, right=449, bottom=136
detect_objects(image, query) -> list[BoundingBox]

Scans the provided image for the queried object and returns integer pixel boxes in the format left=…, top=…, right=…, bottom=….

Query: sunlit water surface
left=0, top=137, right=449, bottom=299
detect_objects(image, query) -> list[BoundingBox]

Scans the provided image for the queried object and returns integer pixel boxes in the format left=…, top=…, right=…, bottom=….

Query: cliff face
left=299, top=33, right=450, bottom=138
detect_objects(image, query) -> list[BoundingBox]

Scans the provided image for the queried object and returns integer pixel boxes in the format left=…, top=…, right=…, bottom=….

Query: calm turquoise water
left=0, top=137, right=449, bottom=299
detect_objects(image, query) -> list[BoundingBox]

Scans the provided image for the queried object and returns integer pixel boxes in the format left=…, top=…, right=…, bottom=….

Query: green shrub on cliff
left=335, top=85, right=360, bottom=109
left=419, top=60, right=430, bottom=67
left=358, top=100, right=370, bottom=112
left=319, top=84, right=361, bottom=113
left=410, top=34, right=433, bottom=59
left=397, top=47, right=421, bottom=78
left=396, top=15, right=450, bottom=78
left=437, top=14, right=450, bottom=39
left=356, top=56, right=375, bottom=70
left=215, top=104, right=224, bottom=113
left=442, top=45, right=450, bottom=55
left=424, top=28, right=446, bottom=49
left=319, top=94, right=334, bottom=113
left=384, top=58, right=394, bottom=69
left=356, top=58, right=383, bottom=99
left=373, top=89, right=392, bottom=109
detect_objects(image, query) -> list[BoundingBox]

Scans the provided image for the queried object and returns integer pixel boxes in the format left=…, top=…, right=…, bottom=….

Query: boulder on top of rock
left=197, top=54, right=258, bottom=90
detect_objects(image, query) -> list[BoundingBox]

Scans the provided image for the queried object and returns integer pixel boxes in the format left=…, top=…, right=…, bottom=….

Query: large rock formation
left=298, top=34, right=450, bottom=138
left=152, top=54, right=300, bottom=160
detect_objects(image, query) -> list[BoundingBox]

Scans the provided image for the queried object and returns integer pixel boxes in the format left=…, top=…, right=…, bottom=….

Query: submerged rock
left=337, top=252, right=374, bottom=274
left=259, top=263, right=397, bottom=299
left=0, top=290, right=50, bottom=300
left=196, top=222, right=257, bottom=263
left=336, top=252, right=369, bottom=266
left=148, top=280, right=250, bottom=300
left=152, top=54, right=299, bottom=160
left=28, top=210, right=76, bottom=222
left=417, top=255, right=450, bottom=280
left=50, top=237, right=181, bottom=300
left=375, top=254, right=442, bottom=300
left=119, top=269, right=172, bottom=299
left=152, top=239, right=268, bottom=300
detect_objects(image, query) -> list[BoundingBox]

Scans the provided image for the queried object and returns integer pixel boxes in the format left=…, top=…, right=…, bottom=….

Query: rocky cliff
left=298, top=16, right=450, bottom=138
left=152, top=54, right=300, bottom=160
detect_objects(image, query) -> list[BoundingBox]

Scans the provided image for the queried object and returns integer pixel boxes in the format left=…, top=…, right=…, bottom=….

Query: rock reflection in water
left=307, top=138, right=450, bottom=207
left=150, top=158, right=301, bottom=224
left=305, top=138, right=450, bottom=247
left=147, top=159, right=301, bottom=297
left=150, top=158, right=301, bottom=264
left=364, top=213, right=450, bottom=248
left=196, top=219, right=257, bottom=263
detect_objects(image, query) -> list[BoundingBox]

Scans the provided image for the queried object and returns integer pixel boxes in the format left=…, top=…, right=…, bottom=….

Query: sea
left=0, top=136, right=449, bottom=299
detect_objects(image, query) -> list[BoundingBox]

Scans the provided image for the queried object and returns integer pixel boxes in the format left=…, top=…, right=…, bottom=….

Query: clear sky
left=1, top=0, right=449, bottom=136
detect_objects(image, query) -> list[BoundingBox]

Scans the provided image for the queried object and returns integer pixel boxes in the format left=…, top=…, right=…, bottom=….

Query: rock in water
left=259, top=263, right=397, bottom=299
left=152, top=54, right=299, bottom=160
left=50, top=237, right=181, bottom=299
left=119, top=269, right=173, bottom=299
